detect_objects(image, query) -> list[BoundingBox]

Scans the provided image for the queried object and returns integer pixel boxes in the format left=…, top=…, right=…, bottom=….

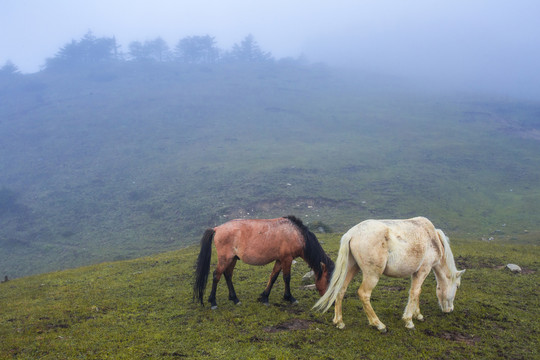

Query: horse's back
left=215, top=218, right=299, bottom=242
left=349, top=217, right=441, bottom=277
left=355, top=216, right=435, bottom=237
left=349, top=217, right=434, bottom=241
left=213, top=217, right=303, bottom=265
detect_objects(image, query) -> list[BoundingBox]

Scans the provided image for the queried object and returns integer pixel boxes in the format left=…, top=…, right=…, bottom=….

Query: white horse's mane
left=437, top=229, right=457, bottom=276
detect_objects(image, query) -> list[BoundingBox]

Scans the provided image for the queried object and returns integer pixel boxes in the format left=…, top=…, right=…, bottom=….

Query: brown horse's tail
left=193, top=228, right=215, bottom=305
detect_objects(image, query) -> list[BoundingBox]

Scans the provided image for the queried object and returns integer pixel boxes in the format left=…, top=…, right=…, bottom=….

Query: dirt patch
left=263, top=318, right=314, bottom=333
left=223, top=196, right=349, bottom=219
left=521, top=267, right=536, bottom=275
left=460, top=110, right=540, bottom=141
left=424, top=329, right=481, bottom=346
left=457, top=257, right=536, bottom=274
left=455, top=255, right=503, bottom=270
left=439, top=331, right=481, bottom=346
left=494, top=265, right=536, bottom=274
left=505, top=128, right=540, bottom=141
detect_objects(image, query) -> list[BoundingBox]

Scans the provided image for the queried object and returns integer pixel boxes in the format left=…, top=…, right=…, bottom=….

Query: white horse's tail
left=313, top=231, right=353, bottom=313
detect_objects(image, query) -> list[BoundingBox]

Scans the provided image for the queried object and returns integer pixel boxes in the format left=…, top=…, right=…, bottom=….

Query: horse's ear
left=457, top=269, right=466, bottom=277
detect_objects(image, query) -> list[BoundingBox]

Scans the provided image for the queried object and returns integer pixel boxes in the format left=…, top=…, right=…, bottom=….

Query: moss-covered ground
left=1, top=234, right=537, bottom=359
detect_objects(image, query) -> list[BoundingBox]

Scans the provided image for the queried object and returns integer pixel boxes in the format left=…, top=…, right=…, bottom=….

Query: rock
left=302, top=270, right=315, bottom=284
left=506, top=264, right=522, bottom=273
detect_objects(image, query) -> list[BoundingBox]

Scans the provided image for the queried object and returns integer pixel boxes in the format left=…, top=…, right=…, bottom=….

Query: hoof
left=404, top=319, right=415, bottom=329
left=235, top=301, right=242, bottom=306
left=416, top=314, right=424, bottom=322
left=371, top=323, right=387, bottom=333
left=262, top=301, right=270, bottom=307
left=292, top=300, right=299, bottom=305
left=210, top=305, right=218, bottom=310
left=231, top=298, right=241, bottom=305
left=284, top=296, right=297, bottom=304
left=336, top=322, right=345, bottom=330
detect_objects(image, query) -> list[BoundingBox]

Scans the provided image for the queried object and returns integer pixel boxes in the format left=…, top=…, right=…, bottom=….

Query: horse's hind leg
left=333, top=259, right=360, bottom=329
left=402, top=265, right=430, bottom=329
left=224, top=258, right=241, bottom=305
left=259, top=261, right=282, bottom=305
left=208, top=270, right=221, bottom=309
left=358, top=272, right=386, bottom=332
left=208, top=256, right=233, bottom=309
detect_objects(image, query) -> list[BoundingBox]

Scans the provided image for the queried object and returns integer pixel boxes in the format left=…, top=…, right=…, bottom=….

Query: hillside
left=1, top=61, right=540, bottom=278
left=0, top=234, right=538, bottom=359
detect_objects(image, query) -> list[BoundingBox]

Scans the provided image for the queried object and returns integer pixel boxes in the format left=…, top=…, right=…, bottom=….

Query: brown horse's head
left=284, top=215, right=336, bottom=296
left=315, top=261, right=334, bottom=296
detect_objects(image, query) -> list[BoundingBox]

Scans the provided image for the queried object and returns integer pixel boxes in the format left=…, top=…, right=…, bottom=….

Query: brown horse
left=193, top=215, right=335, bottom=309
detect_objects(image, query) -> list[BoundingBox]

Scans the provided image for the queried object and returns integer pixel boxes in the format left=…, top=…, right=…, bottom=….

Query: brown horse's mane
left=284, top=215, right=335, bottom=279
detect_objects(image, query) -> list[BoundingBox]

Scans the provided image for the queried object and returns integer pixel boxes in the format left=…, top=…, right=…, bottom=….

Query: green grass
left=1, top=62, right=540, bottom=277
left=1, top=234, right=538, bottom=359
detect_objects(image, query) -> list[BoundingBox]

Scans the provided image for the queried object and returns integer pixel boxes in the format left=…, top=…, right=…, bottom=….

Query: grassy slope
left=0, top=234, right=538, bottom=359
left=1, top=62, right=540, bottom=278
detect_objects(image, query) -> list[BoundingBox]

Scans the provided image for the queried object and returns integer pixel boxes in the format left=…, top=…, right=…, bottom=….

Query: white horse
left=313, top=217, right=465, bottom=332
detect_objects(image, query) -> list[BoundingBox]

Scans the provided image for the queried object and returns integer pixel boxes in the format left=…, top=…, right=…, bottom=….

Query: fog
left=2, top=0, right=540, bottom=98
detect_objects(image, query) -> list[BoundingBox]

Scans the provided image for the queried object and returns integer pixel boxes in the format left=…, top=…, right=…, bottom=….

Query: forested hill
left=1, top=56, right=540, bottom=278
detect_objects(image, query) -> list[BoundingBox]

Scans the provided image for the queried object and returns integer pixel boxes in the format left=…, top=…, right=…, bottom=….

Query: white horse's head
left=436, top=269, right=465, bottom=312
left=435, top=229, right=465, bottom=313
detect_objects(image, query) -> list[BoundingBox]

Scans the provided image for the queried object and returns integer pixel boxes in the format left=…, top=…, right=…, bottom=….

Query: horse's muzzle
left=442, top=304, right=454, bottom=313
left=440, top=301, right=454, bottom=313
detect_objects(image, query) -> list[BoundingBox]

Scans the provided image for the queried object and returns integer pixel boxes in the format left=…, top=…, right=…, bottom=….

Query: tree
left=45, top=31, right=118, bottom=70
left=128, top=41, right=146, bottom=61
left=145, top=37, right=170, bottom=62
left=0, top=61, right=20, bottom=76
left=175, top=35, right=219, bottom=64
left=229, top=35, right=273, bottom=63
left=128, top=37, right=171, bottom=62
left=0, top=61, right=22, bottom=85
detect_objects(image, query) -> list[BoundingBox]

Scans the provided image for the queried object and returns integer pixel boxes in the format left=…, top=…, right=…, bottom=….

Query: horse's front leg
left=281, top=258, right=298, bottom=304
left=259, top=261, right=281, bottom=305
left=402, top=266, right=430, bottom=329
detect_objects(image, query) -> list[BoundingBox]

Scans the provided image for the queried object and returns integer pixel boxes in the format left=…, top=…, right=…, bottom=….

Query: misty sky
left=2, top=0, right=540, bottom=98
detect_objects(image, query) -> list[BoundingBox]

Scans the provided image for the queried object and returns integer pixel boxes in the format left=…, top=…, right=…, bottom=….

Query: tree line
left=1, top=31, right=285, bottom=75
